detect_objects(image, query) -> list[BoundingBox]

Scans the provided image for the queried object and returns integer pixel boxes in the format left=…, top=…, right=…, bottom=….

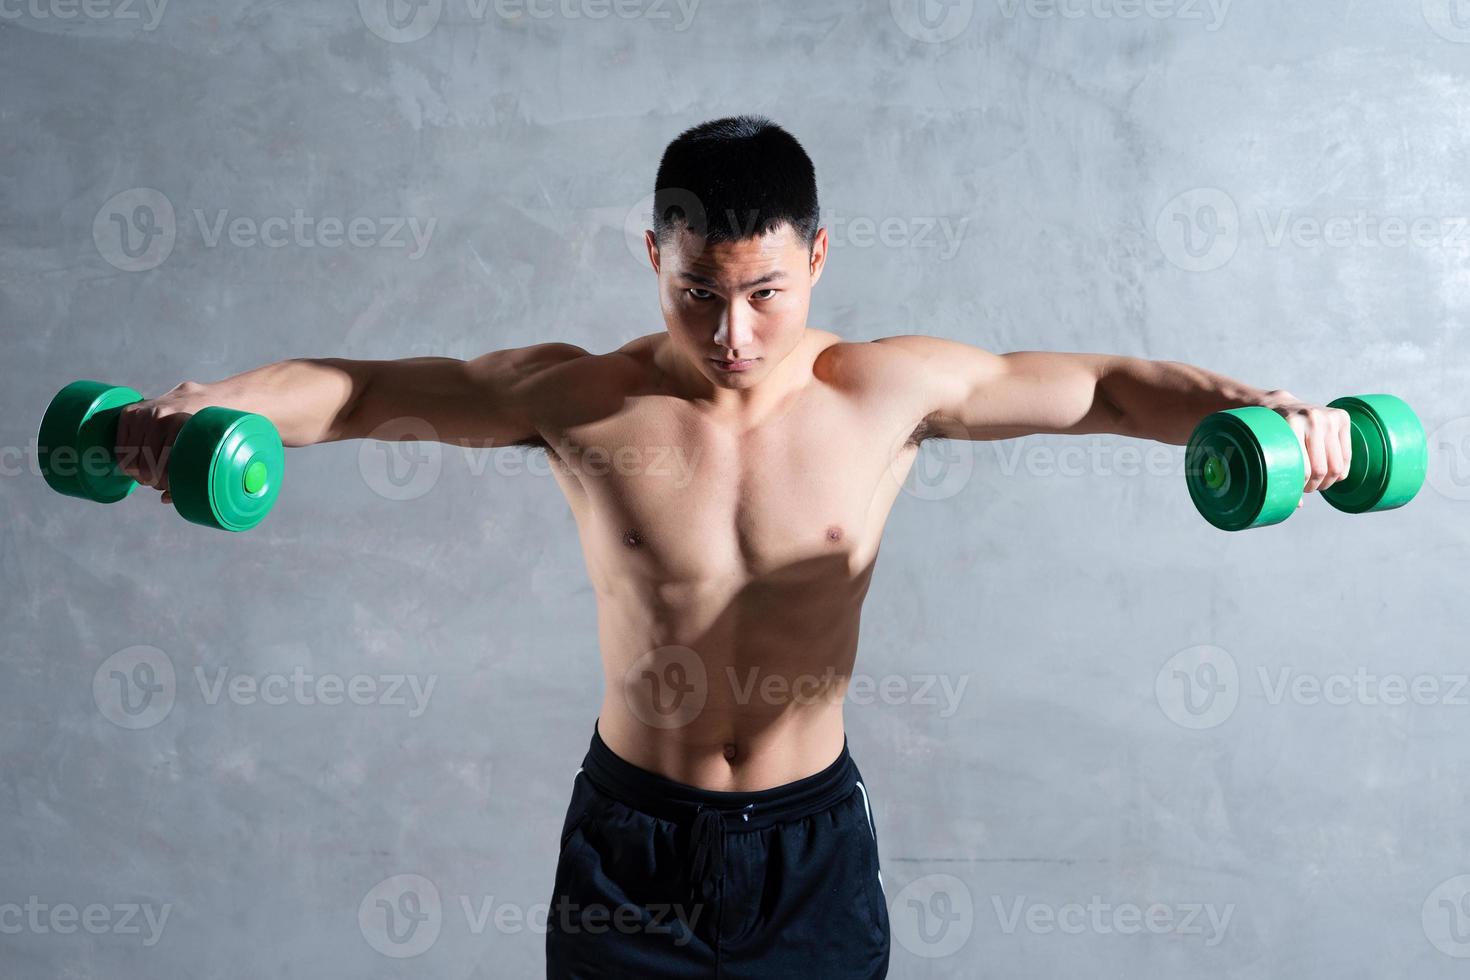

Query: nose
left=714, top=304, right=756, bottom=352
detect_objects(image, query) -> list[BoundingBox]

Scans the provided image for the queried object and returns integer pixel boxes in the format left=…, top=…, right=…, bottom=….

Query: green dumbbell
left=38, top=380, right=284, bottom=532
left=1185, top=394, right=1427, bottom=532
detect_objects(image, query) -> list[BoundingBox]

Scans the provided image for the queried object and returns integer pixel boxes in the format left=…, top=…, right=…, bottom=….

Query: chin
left=709, top=370, right=757, bottom=388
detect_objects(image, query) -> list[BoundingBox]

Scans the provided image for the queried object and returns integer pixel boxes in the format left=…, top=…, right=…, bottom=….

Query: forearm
left=1100, top=358, right=1279, bottom=445
left=193, top=357, right=369, bottom=447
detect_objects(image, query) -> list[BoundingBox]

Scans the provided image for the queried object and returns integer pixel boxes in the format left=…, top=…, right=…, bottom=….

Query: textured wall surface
left=3, top=1, right=1470, bottom=976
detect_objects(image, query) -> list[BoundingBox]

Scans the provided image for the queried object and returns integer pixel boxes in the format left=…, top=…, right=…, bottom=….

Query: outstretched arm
left=115, top=344, right=589, bottom=497
left=875, top=335, right=1353, bottom=494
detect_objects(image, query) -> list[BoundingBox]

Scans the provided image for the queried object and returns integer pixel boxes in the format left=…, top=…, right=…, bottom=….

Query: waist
left=581, top=720, right=859, bottom=831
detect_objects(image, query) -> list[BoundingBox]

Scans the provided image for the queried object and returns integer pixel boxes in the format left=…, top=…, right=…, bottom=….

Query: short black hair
left=652, top=115, right=820, bottom=251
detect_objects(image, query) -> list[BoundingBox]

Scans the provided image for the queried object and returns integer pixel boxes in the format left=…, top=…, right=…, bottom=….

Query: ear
left=808, top=226, right=829, bottom=286
left=644, top=229, right=661, bottom=274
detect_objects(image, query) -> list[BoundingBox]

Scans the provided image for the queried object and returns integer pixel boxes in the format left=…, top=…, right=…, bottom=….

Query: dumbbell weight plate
left=168, top=408, right=284, bottom=531
left=1185, top=406, right=1306, bottom=531
left=1320, top=394, right=1427, bottom=514
left=38, top=380, right=143, bottom=503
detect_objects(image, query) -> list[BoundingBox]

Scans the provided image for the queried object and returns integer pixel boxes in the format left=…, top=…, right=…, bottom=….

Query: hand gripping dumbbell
left=38, top=380, right=284, bottom=531
left=1185, top=394, right=1427, bottom=531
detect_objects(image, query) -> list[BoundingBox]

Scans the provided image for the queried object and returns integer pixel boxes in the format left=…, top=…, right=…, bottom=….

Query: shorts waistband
left=580, top=721, right=859, bottom=832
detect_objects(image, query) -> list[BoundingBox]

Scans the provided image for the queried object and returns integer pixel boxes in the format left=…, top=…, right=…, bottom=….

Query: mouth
left=709, top=357, right=759, bottom=373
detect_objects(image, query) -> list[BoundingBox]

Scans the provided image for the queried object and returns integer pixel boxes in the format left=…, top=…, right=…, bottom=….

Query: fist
left=1262, top=390, right=1353, bottom=504
left=114, top=381, right=207, bottom=503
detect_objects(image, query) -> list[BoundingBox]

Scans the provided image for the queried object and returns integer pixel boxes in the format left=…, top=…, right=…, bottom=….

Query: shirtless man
left=115, top=116, right=1354, bottom=978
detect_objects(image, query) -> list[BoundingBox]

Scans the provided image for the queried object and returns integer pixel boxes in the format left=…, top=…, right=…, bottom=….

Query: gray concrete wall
left=3, top=1, right=1469, bottom=976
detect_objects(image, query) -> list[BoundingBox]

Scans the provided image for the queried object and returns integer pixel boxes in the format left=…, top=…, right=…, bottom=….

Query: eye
left=751, top=289, right=777, bottom=300
left=686, top=288, right=715, bottom=301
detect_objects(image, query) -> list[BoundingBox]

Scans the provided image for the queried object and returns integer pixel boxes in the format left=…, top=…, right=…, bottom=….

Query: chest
left=547, top=394, right=915, bottom=579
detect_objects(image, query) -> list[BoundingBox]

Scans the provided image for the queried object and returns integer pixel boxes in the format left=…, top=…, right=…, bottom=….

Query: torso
left=535, top=329, right=925, bottom=791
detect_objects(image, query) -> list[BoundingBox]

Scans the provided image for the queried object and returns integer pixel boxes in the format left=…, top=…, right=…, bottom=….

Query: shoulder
left=478, top=336, right=654, bottom=391
left=507, top=333, right=671, bottom=433
left=811, top=333, right=1009, bottom=443
left=811, top=332, right=987, bottom=393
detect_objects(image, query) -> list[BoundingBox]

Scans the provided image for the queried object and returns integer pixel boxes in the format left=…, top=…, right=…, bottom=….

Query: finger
left=1302, top=422, right=1329, bottom=494
left=156, top=415, right=181, bottom=494
left=160, top=490, right=172, bottom=504
left=1286, top=416, right=1316, bottom=492
left=140, top=417, right=168, bottom=489
left=1321, top=422, right=1345, bottom=491
left=114, top=405, right=140, bottom=481
left=1338, top=412, right=1352, bottom=482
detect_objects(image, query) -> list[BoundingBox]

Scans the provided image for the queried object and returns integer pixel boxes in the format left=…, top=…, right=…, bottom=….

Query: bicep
left=339, top=343, right=588, bottom=447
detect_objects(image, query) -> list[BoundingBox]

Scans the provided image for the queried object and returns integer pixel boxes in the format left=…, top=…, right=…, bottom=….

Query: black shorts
left=545, top=723, right=890, bottom=979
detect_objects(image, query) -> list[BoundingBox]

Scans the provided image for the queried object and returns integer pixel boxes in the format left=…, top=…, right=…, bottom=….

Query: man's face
left=646, top=221, right=827, bottom=389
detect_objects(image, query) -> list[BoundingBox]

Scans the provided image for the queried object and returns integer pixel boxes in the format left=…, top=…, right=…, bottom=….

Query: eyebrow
left=678, top=270, right=789, bottom=290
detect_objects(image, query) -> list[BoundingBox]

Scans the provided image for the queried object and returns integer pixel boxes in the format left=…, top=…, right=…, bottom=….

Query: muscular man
left=116, top=116, right=1353, bottom=978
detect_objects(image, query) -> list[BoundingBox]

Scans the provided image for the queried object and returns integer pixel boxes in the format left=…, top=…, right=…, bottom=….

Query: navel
left=723, top=742, right=739, bottom=762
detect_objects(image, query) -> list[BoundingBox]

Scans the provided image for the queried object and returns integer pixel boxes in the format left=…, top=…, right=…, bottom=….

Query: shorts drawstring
left=688, top=802, right=759, bottom=900
left=689, top=805, right=726, bottom=898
